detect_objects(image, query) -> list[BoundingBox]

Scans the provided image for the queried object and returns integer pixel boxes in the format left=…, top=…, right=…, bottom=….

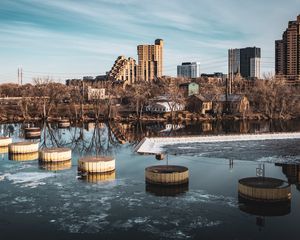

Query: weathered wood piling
left=145, top=165, right=189, bottom=186
left=39, top=148, right=72, bottom=162
left=0, top=137, right=12, bottom=147
left=8, top=142, right=39, bottom=154
left=9, top=152, right=39, bottom=161
left=0, top=146, right=8, bottom=154
left=80, top=171, right=116, bottom=183
left=78, top=156, right=115, bottom=174
left=24, top=127, right=41, bottom=139
left=58, top=119, right=70, bottom=128
left=238, top=177, right=291, bottom=202
left=39, top=160, right=72, bottom=171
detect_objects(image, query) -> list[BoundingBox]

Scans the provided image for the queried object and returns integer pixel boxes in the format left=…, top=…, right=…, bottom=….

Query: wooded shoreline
left=0, top=107, right=296, bottom=124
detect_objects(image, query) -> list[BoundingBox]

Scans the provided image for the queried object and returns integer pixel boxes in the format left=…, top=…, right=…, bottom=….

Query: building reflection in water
left=79, top=171, right=116, bottom=183
left=146, top=183, right=189, bottom=197
left=109, top=120, right=287, bottom=145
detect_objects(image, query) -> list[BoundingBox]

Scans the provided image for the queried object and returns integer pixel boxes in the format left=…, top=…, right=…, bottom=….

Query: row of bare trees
left=1, top=74, right=300, bottom=121
left=245, top=79, right=300, bottom=118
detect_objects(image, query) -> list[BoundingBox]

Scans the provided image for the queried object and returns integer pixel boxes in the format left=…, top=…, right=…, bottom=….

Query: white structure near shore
left=135, top=132, right=300, bottom=154
left=145, top=101, right=184, bottom=113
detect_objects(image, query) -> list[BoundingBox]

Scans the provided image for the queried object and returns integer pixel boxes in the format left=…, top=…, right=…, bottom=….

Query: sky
left=0, top=0, right=299, bottom=84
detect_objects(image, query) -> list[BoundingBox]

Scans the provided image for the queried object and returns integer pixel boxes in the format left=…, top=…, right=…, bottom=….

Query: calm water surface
left=0, top=120, right=300, bottom=240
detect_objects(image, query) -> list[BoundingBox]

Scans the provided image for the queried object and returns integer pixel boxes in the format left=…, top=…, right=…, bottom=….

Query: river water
left=0, top=120, right=300, bottom=239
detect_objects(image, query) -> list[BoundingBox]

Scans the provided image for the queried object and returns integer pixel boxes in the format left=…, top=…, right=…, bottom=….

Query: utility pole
left=229, top=159, right=233, bottom=169
left=17, top=67, right=23, bottom=85
left=21, top=68, right=23, bottom=85
left=230, top=49, right=233, bottom=95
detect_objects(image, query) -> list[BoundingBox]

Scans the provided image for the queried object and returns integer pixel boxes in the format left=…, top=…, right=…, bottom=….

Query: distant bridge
left=135, top=132, right=300, bottom=154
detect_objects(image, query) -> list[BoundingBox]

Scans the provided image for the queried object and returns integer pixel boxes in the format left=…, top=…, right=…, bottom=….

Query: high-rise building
left=275, top=15, right=300, bottom=80
left=177, top=62, right=201, bottom=78
left=228, top=47, right=261, bottom=80
left=107, top=56, right=136, bottom=85
left=137, top=39, right=163, bottom=82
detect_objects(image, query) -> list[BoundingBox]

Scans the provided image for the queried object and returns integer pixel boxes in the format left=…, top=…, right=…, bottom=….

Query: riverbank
left=0, top=106, right=297, bottom=123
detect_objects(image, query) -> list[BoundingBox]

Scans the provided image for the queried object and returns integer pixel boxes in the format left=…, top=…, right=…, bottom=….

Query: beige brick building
left=137, top=39, right=163, bottom=82
left=107, top=56, right=136, bottom=85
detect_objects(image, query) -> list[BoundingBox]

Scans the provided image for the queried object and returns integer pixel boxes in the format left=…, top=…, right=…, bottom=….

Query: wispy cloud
left=0, top=0, right=299, bottom=83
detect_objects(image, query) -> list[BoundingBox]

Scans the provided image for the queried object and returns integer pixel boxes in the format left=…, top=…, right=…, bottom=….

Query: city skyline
left=0, top=0, right=300, bottom=83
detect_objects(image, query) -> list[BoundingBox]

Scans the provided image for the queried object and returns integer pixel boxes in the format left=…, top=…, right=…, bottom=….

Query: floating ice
left=0, top=173, right=10, bottom=181
left=257, top=155, right=300, bottom=164
left=6, top=172, right=55, bottom=188
left=182, top=190, right=238, bottom=208
left=177, top=146, right=196, bottom=150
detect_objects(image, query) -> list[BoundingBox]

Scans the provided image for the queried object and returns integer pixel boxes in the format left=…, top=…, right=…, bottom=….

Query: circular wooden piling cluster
left=39, top=160, right=72, bottom=171
left=8, top=142, right=39, bottom=154
left=58, top=119, right=70, bottom=128
left=145, top=165, right=189, bottom=186
left=0, top=137, right=12, bottom=147
left=39, top=148, right=72, bottom=162
left=9, top=152, right=39, bottom=161
left=24, top=127, right=41, bottom=139
left=78, top=156, right=115, bottom=174
left=238, top=177, right=291, bottom=202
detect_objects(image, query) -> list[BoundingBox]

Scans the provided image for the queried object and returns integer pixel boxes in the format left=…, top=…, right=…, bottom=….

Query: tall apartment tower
left=228, top=47, right=261, bottom=80
left=137, top=39, right=163, bottom=82
left=177, top=62, right=201, bottom=78
left=275, top=15, right=300, bottom=80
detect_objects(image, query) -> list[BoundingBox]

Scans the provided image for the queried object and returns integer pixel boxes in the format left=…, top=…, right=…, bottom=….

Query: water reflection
left=100, top=119, right=300, bottom=144
left=238, top=196, right=291, bottom=217
left=2, top=120, right=300, bottom=151
left=0, top=146, right=8, bottom=154
left=276, top=163, right=300, bottom=191
left=238, top=195, right=291, bottom=229
left=1, top=120, right=300, bottom=239
left=24, top=135, right=41, bottom=140
left=146, top=183, right=189, bottom=197
left=9, top=152, right=39, bottom=161
left=79, top=171, right=116, bottom=183
left=39, top=160, right=72, bottom=171
left=37, top=121, right=120, bottom=156
left=84, top=122, right=105, bottom=132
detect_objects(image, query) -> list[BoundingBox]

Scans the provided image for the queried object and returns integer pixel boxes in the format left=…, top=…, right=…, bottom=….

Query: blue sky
left=0, top=0, right=299, bottom=83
